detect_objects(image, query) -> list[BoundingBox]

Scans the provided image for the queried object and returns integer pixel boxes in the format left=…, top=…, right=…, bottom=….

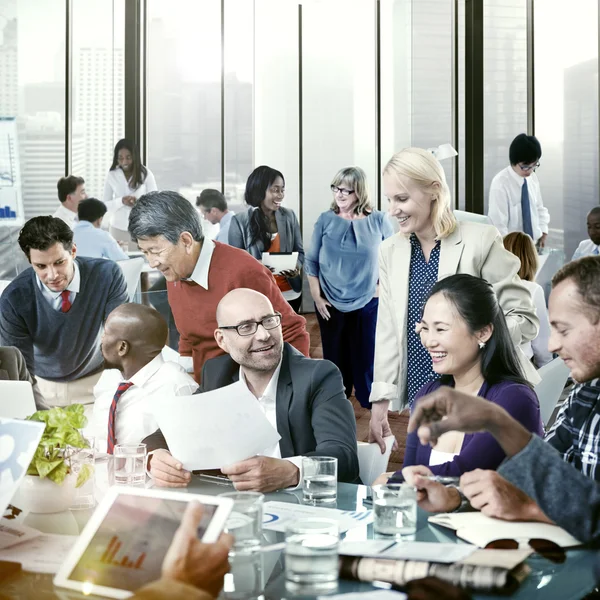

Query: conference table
left=2, top=478, right=598, bottom=599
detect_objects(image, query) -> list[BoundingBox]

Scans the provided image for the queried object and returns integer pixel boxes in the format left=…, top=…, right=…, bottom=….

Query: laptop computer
left=0, top=381, right=37, bottom=420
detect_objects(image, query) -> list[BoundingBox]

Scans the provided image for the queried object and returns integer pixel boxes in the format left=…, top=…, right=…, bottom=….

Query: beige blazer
left=371, top=221, right=540, bottom=411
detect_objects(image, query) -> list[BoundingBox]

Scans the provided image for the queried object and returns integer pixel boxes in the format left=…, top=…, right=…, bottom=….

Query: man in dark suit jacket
left=145, top=288, right=359, bottom=492
left=0, top=346, right=48, bottom=410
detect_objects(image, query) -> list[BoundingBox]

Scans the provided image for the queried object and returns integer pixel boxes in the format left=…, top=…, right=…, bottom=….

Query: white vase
left=17, top=472, right=78, bottom=514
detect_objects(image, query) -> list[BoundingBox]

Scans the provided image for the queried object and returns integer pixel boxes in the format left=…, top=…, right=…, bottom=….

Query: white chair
left=357, top=437, right=395, bottom=486
left=534, top=357, right=571, bottom=427
left=116, top=257, right=145, bottom=301
left=453, top=210, right=490, bottom=225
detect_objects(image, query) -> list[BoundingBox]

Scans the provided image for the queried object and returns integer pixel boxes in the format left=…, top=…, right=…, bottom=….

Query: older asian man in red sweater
left=128, top=191, right=309, bottom=383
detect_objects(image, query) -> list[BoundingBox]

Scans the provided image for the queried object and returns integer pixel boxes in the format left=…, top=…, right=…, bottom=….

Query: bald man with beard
left=91, top=304, right=198, bottom=453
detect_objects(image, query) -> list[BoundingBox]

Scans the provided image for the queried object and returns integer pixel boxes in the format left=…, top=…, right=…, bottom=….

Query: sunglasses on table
left=485, top=538, right=566, bottom=564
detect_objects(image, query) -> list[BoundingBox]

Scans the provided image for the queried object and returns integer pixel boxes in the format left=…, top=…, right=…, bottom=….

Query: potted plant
left=17, top=404, right=94, bottom=514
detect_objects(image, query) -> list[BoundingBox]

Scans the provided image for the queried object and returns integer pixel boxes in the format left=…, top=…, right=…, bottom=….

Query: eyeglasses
left=331, top=185, right=355, bottom=197
left=519, top=162, right=540, bottom=171
left=485, top=538, right=566, bottom=564
left=218, top=313, right=282, bottom=336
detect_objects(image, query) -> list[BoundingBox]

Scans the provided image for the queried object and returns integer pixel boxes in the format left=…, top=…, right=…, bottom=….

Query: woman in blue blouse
left=374, top=274, right=543, bottom=485
left=305, top=167, right=394, bottom=409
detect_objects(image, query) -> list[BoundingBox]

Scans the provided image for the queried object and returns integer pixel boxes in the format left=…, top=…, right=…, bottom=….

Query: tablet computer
left=54, top=487, right=233, bottom=599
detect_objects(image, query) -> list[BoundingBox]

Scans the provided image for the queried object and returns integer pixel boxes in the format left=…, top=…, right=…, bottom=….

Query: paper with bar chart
left=0, top=117, right=23, bottom=226
left=66, top=494, right=217, bottom=591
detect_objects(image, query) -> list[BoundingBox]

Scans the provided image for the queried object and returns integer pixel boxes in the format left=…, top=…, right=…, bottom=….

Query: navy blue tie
left=521, top=179, right=534, bottom=239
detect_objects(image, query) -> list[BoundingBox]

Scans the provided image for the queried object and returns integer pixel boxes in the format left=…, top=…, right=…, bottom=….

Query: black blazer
left=144, top=343, right=359, bottom=483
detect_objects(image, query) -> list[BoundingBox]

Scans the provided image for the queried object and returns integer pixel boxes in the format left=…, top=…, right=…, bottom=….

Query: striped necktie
left=107, top=382, right=134, bottom=454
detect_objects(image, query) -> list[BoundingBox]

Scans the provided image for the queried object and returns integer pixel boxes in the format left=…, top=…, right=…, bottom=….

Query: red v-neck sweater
left=167, top=241, right=310, bottom=383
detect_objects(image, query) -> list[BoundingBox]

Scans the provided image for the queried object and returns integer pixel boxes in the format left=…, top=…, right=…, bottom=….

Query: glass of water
left=219, top=491, right=264, bottom=555
left=302, top=456, right=337, bottom=504
left=372, top=483, right=417, bottom=537
left=70, top=436, right=96, bottom=510
left=285, top=518, right=339, bottom=593
left=111, top=443, right=147, bottom=486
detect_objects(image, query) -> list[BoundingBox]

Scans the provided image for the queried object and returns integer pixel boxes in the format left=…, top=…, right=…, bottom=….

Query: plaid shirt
left=545, top=378, right=600, bottom=481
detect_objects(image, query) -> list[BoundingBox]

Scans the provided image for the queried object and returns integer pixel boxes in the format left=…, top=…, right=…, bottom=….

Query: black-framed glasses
left=331, top=185, right=354, bottom=197
left=519, top=162, right=540, bottom=171
left=218, top=312, right=282, bottom=336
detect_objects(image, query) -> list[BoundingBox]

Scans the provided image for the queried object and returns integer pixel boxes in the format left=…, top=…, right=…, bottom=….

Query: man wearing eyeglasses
left=488, top=133, right=550, bottom=249
left=144, top=288, right=359, bottom=492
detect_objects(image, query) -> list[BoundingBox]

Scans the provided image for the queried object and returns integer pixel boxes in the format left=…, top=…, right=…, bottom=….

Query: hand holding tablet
left=54, top=488, right=233, bottom=599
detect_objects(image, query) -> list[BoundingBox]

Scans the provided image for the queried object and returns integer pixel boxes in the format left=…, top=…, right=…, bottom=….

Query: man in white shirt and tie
left=572, top=207, right=600, bottom=261
left=144, top=288, right=359, bottom=492
left=92, top=303, right=198, bottom=453
left=54, top=176, right=87, bottom=230
left=487, top=134, right=550, bottom=249
left=196, top=189, right=235, bottom=244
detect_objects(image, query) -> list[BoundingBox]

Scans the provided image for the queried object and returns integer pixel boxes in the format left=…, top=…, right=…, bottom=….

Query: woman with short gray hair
left=305, top=166, right=394, bottom=409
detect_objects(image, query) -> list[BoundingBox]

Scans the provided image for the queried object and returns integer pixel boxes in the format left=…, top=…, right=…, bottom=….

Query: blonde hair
left=503, top=231, right=538, bottom=281
left=330, top=166, right=373, bottom=216
left=383, top=147, right=456, bottom=239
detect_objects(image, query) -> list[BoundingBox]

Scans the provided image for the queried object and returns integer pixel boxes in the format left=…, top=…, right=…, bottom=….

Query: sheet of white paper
left=0, top=533, right=77, bottom=573
left=339, top=540, right=476, bottom=564
left=149, top=382, right=281, bottom=471
left=261, top=252, right=299, bottom=273
left=263, top=501, right=373, bottom=533
left=356, top=436, right=395, bottom=486
left=0, top=519, right=41, bottom=550
left=320, top=591, right=407, bottom=600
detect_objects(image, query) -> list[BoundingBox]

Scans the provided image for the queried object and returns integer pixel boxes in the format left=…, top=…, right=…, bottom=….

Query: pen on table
left=260, top=542, right=286, bottom=553
left=421, top=475, right=460, bottom=486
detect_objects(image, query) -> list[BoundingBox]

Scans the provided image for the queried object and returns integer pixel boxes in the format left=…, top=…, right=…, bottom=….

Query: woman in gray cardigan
left=229, top=166, right=304, bottom=312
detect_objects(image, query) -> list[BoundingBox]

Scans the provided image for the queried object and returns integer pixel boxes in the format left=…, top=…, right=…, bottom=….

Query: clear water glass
left=302, top=456, right=337, bottom=504
left=373, top=483, right=417, bottom=537
left=70, top=436, right=96, bottom=510
left=112, top=443, right=147, bottom=486
left=285, top=518, right=339, bottom=593
left=219, top=491, right=264, bottom=555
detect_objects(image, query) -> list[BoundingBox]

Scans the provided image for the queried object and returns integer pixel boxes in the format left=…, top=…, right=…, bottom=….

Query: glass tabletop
left=2, top=478, right=598, bottom=599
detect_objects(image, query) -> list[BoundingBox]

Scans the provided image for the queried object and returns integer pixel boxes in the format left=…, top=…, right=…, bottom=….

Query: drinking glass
left=285, top=518, right=339, bottom=592
left=372, top=483, right=417, bottom=537
left=70, top=436, right=96, bottom=510
left=302, top=456, right=337, bottom=504
left=219, top=491, right=264, bottom=555
left=111, top=443, right=147, bottom=486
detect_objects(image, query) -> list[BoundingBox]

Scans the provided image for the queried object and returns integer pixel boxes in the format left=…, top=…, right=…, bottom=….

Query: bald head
left=216, top=288, right=275, bottom=326
left=104, top=303, right=168, bottom=357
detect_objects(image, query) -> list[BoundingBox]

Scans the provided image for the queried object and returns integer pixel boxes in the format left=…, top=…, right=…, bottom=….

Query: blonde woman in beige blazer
left=369, top=148, right=540, bottom=452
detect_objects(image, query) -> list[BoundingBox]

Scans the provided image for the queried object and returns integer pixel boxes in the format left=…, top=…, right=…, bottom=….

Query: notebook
left=428, top=511, right=580, bottom=548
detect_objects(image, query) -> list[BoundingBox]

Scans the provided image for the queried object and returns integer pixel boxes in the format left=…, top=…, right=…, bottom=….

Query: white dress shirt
left=238, top=362, right=303, bottom=487
left=103, top=167, right=158, bottom=232
left=215, top=211, right=235, bottom=244
left=572, top=239, right=600, bottom=261
left=52, top=203, right=78, bottom=230
left=36, top=260, right=81, bottom=310
left=487, top=166, right=550, bottom=242
left=520, top=279, right=553, bottom=368
left=92, top=354, right=198, bottom=452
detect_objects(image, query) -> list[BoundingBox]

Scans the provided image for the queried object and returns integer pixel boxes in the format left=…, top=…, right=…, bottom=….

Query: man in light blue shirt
left=572, top=207, right=600, bottom=261
left=74, top=198, right=129, bottom=261
left=196, top=189, right=235, bottom=244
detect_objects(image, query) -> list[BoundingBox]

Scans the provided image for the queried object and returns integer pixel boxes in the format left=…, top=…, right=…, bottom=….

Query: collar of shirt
left=36, top=258, right=81, bottom=300
left=54, top=203, right=78, bottom=226
left=238, top=359, right=283, bottom=407
left=507, top=164, right=526, bottom=185
left=220, top=211, right=234, bottom=229
left=127, top=353, right=166, bottom=388
left=184, top=238, right=215, bottom=290
left=74, top=221, right=95, bottom=232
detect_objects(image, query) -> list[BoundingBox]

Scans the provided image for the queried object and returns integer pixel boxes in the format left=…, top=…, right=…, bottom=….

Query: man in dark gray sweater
left=0, top=217, right=128, bottom=407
